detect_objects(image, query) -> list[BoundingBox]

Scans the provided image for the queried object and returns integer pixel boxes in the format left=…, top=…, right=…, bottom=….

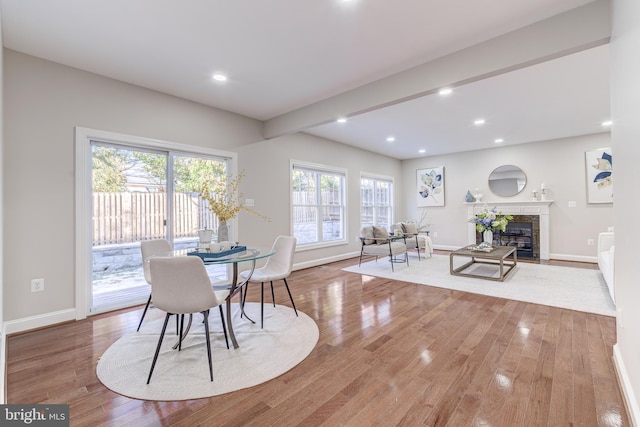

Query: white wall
left=401, top=133, right=614, bottom=260
left=611, top=0, right=640, bottom=421
left=2, top=49, right=263, bottom=322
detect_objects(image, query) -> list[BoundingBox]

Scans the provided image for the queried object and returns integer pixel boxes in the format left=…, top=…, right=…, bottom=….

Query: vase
left=483, top=230, right=493, bottom=246
left=217, top=220, right=229, bottom=243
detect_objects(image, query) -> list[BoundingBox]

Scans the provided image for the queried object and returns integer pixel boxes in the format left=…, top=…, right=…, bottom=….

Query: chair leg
left=219, top=305, right=229, bottom=349
left=202, top=309, right=214, bottom=382
left=147, top=313, right=171, bottom=384
left=282, top=278, right=298, bottom=317
left=270, top=281, right=276, bottom=307
left=260, top=282, right=264, bottom=329
left=137, top=293, right=152, bottom=332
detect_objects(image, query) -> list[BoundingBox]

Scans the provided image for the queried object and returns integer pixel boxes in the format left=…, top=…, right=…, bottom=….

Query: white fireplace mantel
left=466, top=200, right=553, bottom=260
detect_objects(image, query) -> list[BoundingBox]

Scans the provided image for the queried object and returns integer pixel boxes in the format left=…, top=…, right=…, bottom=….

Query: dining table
left=153, top=246, right=275, bottom=349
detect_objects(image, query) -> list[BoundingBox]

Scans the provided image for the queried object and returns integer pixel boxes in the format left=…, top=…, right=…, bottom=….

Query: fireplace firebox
left=475, top=215, right=540, bottom=260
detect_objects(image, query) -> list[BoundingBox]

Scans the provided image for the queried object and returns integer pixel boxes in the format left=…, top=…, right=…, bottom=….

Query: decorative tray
left=469, top=245, right=494, bottom=252
left=187, top=245, right=247, bottom=260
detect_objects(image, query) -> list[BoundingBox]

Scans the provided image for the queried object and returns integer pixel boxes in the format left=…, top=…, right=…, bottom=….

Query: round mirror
left=488, top=165, right=527, bottom=197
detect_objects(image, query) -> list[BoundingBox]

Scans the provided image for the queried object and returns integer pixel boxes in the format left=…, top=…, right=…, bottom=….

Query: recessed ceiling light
left=212, top=74, right=227, bottom=82
left=474, top=119, right=486, bottom=126
left=418, top=149, right=426, bottom=154
left=439, top=88, right=452, bottom=96
left=386, top=136, right=395, bottom=142
left=602, top=120, right=613, bottom=127
left=336, top=117, right=347, bottom=123
left=494, top=138, right=504, bottom=143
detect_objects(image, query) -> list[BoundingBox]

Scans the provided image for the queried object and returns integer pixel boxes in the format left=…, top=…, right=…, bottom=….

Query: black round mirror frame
left=488, top=165, right=527, bottom=197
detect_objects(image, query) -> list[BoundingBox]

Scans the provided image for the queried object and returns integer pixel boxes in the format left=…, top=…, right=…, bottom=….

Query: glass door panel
left=91, top=143, right=167, bottom=312
left=172, top=154, right=228, bottom=282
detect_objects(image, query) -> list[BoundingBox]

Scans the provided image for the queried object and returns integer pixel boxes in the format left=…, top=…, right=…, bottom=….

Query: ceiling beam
left=263, top=0, right=611, bottom=139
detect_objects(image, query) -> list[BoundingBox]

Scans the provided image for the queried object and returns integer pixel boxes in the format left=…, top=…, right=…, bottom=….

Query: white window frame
left=290, top=160, right=348, bottom=251
left=360, top=172, right=394, bottom=229
left=75, top=127, right=237, bottom=319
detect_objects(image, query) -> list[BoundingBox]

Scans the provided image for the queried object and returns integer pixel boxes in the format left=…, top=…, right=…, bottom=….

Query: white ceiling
left=0, top=0, right=609, bottom=159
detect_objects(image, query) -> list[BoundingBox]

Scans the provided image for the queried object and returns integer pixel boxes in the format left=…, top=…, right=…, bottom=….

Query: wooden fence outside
left=92, top=192, right=215, bottom=246
left=93, top=190, right=342, bottom=246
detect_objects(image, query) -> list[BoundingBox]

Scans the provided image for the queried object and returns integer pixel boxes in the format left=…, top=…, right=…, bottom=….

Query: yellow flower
left=199, top=172, right=269, bottom=222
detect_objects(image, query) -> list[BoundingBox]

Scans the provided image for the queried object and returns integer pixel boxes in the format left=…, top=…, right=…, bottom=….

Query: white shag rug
left=97, top=303, right=318, bottom=401
left=343, top=254, right=615, bottom=317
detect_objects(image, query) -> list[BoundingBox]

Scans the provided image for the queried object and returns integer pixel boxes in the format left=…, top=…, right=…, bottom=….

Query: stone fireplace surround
left=467, top=200, right=553, bottom=260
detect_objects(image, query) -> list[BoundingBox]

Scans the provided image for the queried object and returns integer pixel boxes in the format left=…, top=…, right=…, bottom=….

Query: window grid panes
left=361, top=176, right=393, bottom=229
left=292, top=165, right=346, bottom=245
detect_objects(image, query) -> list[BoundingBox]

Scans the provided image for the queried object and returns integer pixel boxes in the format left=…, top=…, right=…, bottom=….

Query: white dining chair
left=240, top=235, right=297, bottom=328
left=138, top=239, right=172, bottom=332
left=146, top=256, right=229, bottom=384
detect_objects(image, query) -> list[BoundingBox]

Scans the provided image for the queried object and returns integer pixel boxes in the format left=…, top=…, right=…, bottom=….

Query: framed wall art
left=416, top=167, right=444, bottom=207
left=585, top=148, right=612, bottom=204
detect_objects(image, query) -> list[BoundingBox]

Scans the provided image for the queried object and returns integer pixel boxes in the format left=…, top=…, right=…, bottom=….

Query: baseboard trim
left=294, top=252, right=360, bottom=271
left=3, top=309, right=77, bottom=336
left=613, top=344, right=640, bottom=426
left=549, top=253, right=598, bottom=263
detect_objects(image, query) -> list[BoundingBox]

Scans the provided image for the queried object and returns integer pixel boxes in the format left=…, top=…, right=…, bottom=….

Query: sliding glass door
left=90, top=142, right=228, bottom=313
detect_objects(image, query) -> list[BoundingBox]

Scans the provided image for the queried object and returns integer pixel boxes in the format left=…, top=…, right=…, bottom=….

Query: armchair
left=359, top=226, right=408, bottom=271
left=392, top=222, right=433, bottom=260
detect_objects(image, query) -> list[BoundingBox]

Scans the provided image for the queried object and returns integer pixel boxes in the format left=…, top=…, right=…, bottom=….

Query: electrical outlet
left=568, top=200, right=576, bottom=208
left=432, top=231, right=438, bottom=238
left=245, top=198, right=255, bottom=207
left=31, top=278, right=44, bottom=292
left=587, top=239, right=594, bottom=246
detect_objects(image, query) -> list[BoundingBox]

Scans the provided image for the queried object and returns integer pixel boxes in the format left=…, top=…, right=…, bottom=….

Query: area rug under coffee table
left=343, top=254, right=615, bottom=316
left=96, top=303, right=318, bottom=401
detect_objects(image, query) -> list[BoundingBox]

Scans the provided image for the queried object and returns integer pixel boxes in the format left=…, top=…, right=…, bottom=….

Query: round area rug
left=96, top=303, right=318, bottom=401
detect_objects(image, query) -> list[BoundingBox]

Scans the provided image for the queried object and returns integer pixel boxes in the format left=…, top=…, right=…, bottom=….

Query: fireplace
left=467, top=201, right=552, bottom=260
left=490, top=216, right=539, bottom=260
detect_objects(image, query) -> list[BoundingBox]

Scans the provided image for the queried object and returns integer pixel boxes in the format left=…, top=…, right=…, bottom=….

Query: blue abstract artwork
left=417, top=167, right=444, bottom=207
left=585, top=149, right=612, bottom=204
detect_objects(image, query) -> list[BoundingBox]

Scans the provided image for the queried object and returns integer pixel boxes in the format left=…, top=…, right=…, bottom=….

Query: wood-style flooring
left=6, top=254, right=630, bottom=426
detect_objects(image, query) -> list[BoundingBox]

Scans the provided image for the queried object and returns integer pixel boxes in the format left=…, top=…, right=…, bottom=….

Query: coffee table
left=450, top=245, right=517, bottom=281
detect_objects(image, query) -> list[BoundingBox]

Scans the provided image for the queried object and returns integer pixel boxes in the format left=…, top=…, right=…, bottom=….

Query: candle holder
left=540, top=188, right=548, bottom=201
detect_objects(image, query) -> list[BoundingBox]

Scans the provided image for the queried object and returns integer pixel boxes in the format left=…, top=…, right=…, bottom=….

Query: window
left=361, top=174, right=393, bottom=229
left=291, top=161, right=346, bottom=246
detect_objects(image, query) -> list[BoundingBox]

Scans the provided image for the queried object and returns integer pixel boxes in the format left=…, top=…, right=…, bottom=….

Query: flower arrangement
left=469, top=205, right=513, bottom=233
left=199, top=171, right=269, bottom=222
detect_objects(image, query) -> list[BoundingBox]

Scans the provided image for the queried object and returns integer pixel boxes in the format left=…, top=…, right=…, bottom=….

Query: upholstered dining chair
left=138, top=239, right=172, bottom=332
left=239, top=235, right=297, bottom=328
left=139, top=239, right=229, bottom=350
left=146, top=256, right=229, bottom=384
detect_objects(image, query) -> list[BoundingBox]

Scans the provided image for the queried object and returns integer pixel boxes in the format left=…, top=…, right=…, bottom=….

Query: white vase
left=483, top=230, right=493, bottom=246
left=217, top=220, right=229, bottom=243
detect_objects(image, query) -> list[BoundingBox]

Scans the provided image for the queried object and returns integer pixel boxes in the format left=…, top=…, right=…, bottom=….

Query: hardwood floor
left=7, top=254, right=629, bottom=426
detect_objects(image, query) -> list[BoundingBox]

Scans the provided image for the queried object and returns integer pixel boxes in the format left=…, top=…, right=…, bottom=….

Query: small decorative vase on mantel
left=217, top=220, right=229, bottom=243
left=483, top=230, right=494, bottom=246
